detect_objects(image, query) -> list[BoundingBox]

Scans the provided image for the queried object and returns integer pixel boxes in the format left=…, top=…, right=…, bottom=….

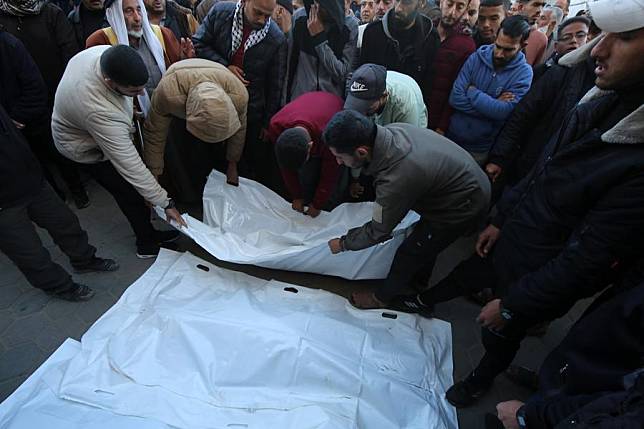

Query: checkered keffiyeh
left=230, top=0, right=271, bottom=57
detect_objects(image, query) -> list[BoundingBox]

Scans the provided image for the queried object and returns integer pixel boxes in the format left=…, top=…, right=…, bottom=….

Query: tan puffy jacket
left=143, top=58, right=248, bottom=176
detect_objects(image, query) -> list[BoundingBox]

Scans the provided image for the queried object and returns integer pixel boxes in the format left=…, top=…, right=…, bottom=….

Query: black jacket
left=523, top=273, right=644, bottom=428
left=0, top=3, right=79, bottom=107
left=488, top=57, right=596, bottom=183
left=491, top=89, right=644, bottom=322
left=67, top=3, right=108, bottom=49
left=0, top=103, right=43, bottom=209
left=0, top=28, right=48, bottom=126
left=163, top=0, right=196, bottom=40
left=359, top=10, right=440, bottom=110
left=192, top=1, right=287, bottom=125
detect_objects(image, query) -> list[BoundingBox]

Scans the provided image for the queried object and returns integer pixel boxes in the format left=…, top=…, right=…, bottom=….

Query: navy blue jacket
left=447, top=44, right=533, bottom=153
left=0, top=29, right=48, bottom=126
left=192, top=1, right=287, bottom=126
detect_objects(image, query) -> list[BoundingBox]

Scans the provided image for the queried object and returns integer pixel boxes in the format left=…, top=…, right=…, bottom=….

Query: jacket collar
left=381, top=10, right=434, bottom=44
left=365, top=125, right=411, bottom=174
left=579, top=86, right=644, bottom=145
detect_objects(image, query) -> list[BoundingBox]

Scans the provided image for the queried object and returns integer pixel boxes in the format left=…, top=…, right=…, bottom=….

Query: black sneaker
left=73, top=257, right=119, bottom=273
left=47, top=283, right=95, bottom=302
left=154, top=229, right=180, bottom=244
left=136, top=241, right=178, bottom=259
left=388, top=294, right=435, bottom=318
left=445, top=372, right=492, bottom=408
left=72, top=190, right=90, bottom=209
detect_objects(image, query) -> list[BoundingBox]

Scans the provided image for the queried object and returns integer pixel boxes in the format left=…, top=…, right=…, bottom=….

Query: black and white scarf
left=230, top=0, right=271, bottom=57
left=0, top=0, right=46, bottom=16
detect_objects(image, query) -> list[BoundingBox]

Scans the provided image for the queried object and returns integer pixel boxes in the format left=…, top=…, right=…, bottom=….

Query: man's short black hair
left=100, top=45, right=149, bottom=87
left=323, top=110, right=377, bottom=155
left=481, top=0, right=506, bottom=9
left=499, top=15, right=531, bottom=42
left=558, top=16, right=590, bottom=36
left=275, top=127, right=311, bottom=170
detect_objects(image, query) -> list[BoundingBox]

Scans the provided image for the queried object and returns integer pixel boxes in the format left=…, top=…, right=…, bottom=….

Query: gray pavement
left=0, top=180, right=590, bottom=428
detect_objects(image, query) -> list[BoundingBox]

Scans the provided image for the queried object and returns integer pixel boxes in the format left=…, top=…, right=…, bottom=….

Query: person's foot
left=73, top=257, right=119, bottom=273
left=47, top=283, right=95, bottom=301
left=136, top=241, right=178, bottom=259
left=504, top=365, right=539, bottom=391
left=349, top=291, right=387, bottom=309
left=445, top=372, right=493, bottom=408
left=388, top=294, right=435, bottom=318
left=154, top=229, right=180, bottom=244
left=72, top=189, right=90, bottom=209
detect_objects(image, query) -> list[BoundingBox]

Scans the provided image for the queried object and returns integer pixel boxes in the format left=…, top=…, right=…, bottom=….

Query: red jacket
left=427, top=29, right=476, bottom=132
left=266, top=92, right=343, bottom=209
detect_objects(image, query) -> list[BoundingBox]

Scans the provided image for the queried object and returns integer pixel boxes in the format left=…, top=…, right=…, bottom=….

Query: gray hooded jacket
left=343, top=123, right=491, bottom=251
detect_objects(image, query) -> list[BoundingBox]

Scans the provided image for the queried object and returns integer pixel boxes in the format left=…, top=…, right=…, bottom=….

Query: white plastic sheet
left=169, top=170, right=420, bottom=280
left=0, top=250, right=457, bottom=429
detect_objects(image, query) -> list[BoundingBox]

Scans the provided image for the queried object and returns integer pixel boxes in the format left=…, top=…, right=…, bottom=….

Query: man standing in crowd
left=267, top=92, right=344, bottom=218
left=359, top=0, right=374, bottom=23
left=533, top=15, right=589, bottom=79
left=52, top=45, right=186, bottom=258
left=515, top=0, right=546, bottom=65
left=485, top=30, right=595, bottom=186
left=360, top=0, right=440, bottom=112
left=460, top=0, right=479, bottom=34
left=68, top=0, right=109, bottom=48
left=373, top=0, right=392, bottom=20
left=448, top=15, right=532, bottom=165
left=474, top=0, right=505, bottom=47
left=143, top=59, right=248, bottom=188
left=0, top=0, right=90, bottom=209
left=325, top=110, right=490, bottom=309
left=143, top=0, right=199, bottom=40
left=0, top=102, right=118, bottom=302
left=394, top=0, right=644, bottom=409
left=428, top=0, right=476, bottom=134
left=193, top=0, right=286, bottom=184
left=272, top=0, right=293, bottom=33
left=287, top=0, right=358, bottom=100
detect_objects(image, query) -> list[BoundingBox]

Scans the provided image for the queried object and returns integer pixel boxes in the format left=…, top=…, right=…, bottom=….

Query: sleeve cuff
left=311, top=32, right=328, bottom=48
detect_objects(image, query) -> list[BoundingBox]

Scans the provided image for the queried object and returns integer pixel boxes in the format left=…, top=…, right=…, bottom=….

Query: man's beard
left=394, top=11, right=417, bottom=28
left=128, top=29, right=143, bottom=38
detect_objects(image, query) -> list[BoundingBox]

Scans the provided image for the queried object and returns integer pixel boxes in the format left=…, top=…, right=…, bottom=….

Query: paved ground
left=0, top=180, right=589, bottom=428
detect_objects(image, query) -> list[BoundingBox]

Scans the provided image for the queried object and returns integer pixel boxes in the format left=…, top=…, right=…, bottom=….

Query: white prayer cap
left=588, top=0, right=644, bottom=33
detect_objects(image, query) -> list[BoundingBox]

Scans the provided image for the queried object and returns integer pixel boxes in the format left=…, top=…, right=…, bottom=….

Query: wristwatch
left=500, top=302, right=514, bottom=321
left=164, top=198, right=176, bottom=210
left=516, top=405, right=527, bottom=429
left=339, top=236, right=347, bottom=252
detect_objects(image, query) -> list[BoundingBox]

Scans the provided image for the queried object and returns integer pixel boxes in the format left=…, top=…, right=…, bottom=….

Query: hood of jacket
left=381, top=8, right=434, bottom=43
left=475, top=43, right=527, bottom=72
left=303, top=0, right=344, bottom=32
left=558, top=33, right=603, bottom=68
left=578, top=86, right=644, bottom=145
left=365, top=125, right=411, bottom=174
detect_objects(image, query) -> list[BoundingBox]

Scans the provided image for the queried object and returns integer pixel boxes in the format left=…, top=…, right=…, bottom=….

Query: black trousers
left=0, top=181, right=95, bottom=291
left=84, top=161, right=156, bottom=246
left=375, top=219, right=464, bottom=303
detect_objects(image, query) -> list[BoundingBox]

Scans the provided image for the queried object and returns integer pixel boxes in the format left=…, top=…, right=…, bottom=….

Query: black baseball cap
left=344, top=63, right=387, bottom=114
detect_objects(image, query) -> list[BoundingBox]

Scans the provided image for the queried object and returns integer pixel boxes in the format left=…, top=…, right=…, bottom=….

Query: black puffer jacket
left=0, top=28, right=48, bottom=126
left=359, top=9, right=440, bottom=110
left=523, top=272, right=644, bottom=428
left=192, top=1, right=287, bottom=125
left=0, top=3, right=79, bottom=107
left=0, top=103, right=42, bottom=209
left=488, top=56, right=596, bottom=183
left=491, top=88, right=644, bottom=322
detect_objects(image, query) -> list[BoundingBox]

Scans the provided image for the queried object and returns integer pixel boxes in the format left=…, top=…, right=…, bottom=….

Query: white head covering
left=588, top=0, right=644, bottom=33
left=106, top=0, right=167, bottom=115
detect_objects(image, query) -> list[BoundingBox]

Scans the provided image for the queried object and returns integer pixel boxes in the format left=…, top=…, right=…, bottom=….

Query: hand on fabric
left=349, top=181, right=365, bottom=199
left=226, top=161, right=239, bottom=186
left=477, top=298, right=506, bottom=330
left=307, top=3, right=325, bottom=36
left=485, top=163, right=503, bottom=182
left=496, top=400, right=524, bottom=429
left=292, top=199, right=305, bottom=213
left=328, top=238, right=343, bottom=254
left=165, top=207, right=187, bottom=227
left=476, top=224, right=500, bottom=257
left=11, top=119, right=25, bottom=130
left=497, top=92, right=515, bottom=102
left=180, top=37, right=195, bottom=59
left=228, top=65, right=250, bottom=86
left=305, top=205, right=321, bottom=218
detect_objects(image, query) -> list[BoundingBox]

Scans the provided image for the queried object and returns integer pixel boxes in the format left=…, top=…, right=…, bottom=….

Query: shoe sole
left=73, top=265, right=120, bottom=274
left=136, top=253, right=158, bottom=259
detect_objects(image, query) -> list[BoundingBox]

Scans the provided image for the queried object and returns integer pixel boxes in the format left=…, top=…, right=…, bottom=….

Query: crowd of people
left=1, top=0, right=643, bottom=426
